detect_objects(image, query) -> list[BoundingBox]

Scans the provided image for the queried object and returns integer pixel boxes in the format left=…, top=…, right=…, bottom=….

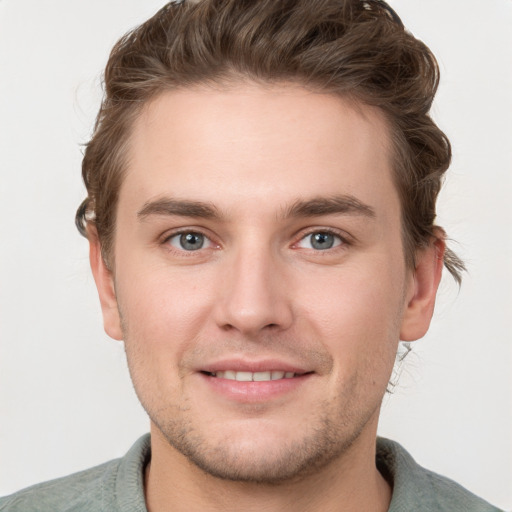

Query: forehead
left=121, top=82, right=398, bottom=221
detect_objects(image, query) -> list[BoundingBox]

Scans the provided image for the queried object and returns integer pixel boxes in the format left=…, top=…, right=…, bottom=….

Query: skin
left=90, top=82, right=444, bottom=512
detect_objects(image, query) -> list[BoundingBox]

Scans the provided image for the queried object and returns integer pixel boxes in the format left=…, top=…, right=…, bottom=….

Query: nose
left=213, top=245, right=294, bottom=336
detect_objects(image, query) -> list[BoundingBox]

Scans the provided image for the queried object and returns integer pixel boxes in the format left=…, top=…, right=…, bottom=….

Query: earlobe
left=88, top=227, right=123, bottom=341
left=400, top=235, right=445, bottom=342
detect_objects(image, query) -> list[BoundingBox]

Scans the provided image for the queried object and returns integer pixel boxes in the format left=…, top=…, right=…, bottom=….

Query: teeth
left=253, top=371, right=271, bottom=381
left=236, top=371, right=252, bottom=382
left=212, top=370, right=298, bottom=381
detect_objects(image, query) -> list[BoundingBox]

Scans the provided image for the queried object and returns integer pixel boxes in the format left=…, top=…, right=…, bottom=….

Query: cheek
left=115, top=264, right=218, bottom=358
left=303, top=261, right=403, bottom=326
left=298, top=263, right=404, bottom=372
left=116, top=269, right=216, bottom=405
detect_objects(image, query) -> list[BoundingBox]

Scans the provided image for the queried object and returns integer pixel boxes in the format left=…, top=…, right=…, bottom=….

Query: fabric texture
left=0, top=434, right=504, bottom=511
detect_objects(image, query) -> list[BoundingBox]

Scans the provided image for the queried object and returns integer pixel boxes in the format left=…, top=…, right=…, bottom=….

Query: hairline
left=98, top=77, right=420, bottom=272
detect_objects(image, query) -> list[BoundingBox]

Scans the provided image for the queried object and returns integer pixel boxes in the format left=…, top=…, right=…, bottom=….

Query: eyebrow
left=137, top=195, right=376, bottom=222
left=137, top=198, right=221, bottom=220
left=283, top=195, right=376, bottom=219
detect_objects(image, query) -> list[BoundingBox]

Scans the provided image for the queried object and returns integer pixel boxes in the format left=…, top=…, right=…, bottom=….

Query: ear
left=400, top=234, right=445, bottom=341
left=88, top=227, right=123, bottom=341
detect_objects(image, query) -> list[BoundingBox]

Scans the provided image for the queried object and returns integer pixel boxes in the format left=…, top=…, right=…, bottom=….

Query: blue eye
left=169, top=232, right=208, bottom=251
left=297, top=232, right=342, bottom=250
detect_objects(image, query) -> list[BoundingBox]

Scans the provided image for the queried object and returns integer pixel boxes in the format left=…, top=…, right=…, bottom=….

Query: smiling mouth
left=203, top=370, right=309, bottom=381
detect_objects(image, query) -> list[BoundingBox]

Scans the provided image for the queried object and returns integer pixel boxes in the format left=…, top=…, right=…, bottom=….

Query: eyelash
left=160, top=227, right=351, bottom=255
left=293, top=228, right=351, bottom=252
left=161, top=229, right=217, bottom=254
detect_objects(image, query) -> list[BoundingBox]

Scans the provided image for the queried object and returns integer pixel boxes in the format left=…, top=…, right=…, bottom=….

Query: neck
left=144, top=425, right=391, bottom=512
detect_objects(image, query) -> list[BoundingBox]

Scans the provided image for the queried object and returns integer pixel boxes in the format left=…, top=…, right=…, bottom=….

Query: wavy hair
left=76, top=0, right=464, bottom=281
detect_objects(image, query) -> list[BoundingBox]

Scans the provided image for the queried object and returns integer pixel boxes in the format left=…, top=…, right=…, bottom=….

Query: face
left=91, top=83, right=441, bottom=483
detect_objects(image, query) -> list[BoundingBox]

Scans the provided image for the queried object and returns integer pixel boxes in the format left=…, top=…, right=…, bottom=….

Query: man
left=0, top=0, right=504, bottom=510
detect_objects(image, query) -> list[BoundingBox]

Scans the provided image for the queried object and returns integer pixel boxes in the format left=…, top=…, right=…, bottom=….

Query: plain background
left=0, top=0, right=511, bottom=509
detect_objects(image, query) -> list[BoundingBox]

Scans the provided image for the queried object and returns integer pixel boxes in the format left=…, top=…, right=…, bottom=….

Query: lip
left=199, top=372, right=312, bottom=402
left=199, top=358, right=310, bottom=375
left=196, top=358, right=314, bottom=403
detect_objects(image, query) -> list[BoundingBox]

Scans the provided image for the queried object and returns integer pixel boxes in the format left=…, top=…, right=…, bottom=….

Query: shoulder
left=0, top=460, right=118, bottom=512
left=377, top=437, right=505, bottom=512
left=0, top=434, right=150, bottom=512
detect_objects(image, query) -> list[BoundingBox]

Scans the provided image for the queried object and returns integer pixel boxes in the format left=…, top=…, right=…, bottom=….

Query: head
left=76, top=0, right=463, bottom=281
left=79, top=0, right=463, bottom=485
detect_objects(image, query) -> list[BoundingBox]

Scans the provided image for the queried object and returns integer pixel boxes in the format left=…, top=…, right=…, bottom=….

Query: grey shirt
left=0, top=435, right=503, bottom=511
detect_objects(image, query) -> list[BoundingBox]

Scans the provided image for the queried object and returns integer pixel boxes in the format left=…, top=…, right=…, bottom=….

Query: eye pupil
left=311, top=232, right=334, bottom=250
left=180, top=233, right=204, bottom=251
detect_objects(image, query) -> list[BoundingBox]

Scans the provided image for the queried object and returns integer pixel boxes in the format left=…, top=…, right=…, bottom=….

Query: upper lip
left=199, top=358, right=311, bottom=374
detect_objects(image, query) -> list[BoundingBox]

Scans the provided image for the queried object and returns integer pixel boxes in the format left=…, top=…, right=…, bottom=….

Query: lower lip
left=199, top=372, right=312, bottom=402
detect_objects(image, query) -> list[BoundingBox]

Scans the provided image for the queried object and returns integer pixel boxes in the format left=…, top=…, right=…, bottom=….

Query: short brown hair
left=76, top=0, right=464, bottom=281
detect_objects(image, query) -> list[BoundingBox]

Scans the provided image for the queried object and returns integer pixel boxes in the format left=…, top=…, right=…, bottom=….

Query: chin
left=153, top=407, right=366, bottom=484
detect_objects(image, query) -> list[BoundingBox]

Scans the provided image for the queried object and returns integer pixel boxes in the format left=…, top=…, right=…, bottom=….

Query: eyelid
left=292, top=227, right=352, bottom=250
left=169, top=232, right=212, bottom=250
left=158, top=225, right=352, bottom=252
left=160, top=227, right=219, bottom=251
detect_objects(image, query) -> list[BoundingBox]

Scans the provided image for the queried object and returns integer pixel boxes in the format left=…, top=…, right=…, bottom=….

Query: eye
left=167, top=232, right=211, bottom=251
left=296, top=231, right=343, bottom=250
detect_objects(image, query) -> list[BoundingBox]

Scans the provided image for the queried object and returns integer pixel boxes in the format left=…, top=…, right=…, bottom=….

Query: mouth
left=202, top=370, right=309, bottom=381
left=198, top=365, right=314, bottom=402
